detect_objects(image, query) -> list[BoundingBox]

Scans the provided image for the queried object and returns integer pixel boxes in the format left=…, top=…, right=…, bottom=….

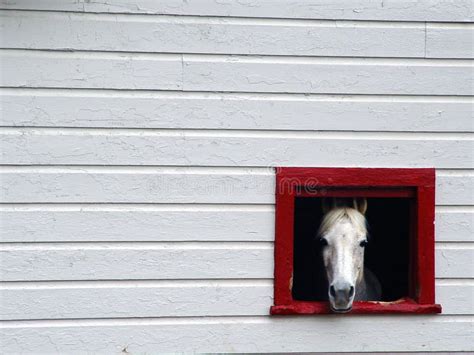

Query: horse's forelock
left=318, top=207, right=367, bottom=237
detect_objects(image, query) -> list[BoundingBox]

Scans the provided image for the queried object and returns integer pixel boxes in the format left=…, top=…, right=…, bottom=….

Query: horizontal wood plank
left=0, top=316, right=472, bottom=353
left=1, top=0, right=472, bottom=22
left=436, top=247, right=474, bottom=279
left=0, top=245, right=469, bottom=281
left=0, top=11, right=427, bottom=58
left=2, top=91, right=472, bottom=132
left=1, top=130, right=472, bottom=168
left=435, top=282, right=474, bottom=315
left=0, top=170, right=471, bottom=205
left=4, top=11, right=471, bottom=59
left=0, top=51, right=182, bottom=91
left=0, top=281, right=274, bottom=320
left=436, top=211, right=474, bottom=242
left=0, top=207, right=275, bottom=243
left=426, top=25, right=474, bottom=59
left=2, top=51, right=472, bottom=95
left=0, top=170, right=275, bottom=204
left=182, top=56, right=473, bottom=95
left=436, top=173, right=474, bottom=206
left=0, top=282, right=471, bottom=320
left=0, top=208, right=471, bottom=243
left=0, top=244, right=275, bottom=281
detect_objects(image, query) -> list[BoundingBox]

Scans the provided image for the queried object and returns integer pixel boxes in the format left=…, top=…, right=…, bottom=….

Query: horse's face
left=319, top=207, right=368, bottom=313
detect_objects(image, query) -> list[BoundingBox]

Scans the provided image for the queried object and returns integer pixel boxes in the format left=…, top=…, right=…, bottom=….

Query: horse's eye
left=359, top=240, right=368, bottom=247
left=319, top=238, right=328, bottom=247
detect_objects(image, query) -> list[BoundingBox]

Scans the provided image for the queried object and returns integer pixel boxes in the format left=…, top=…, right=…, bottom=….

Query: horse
left=317, top=197, right=382, bottom=313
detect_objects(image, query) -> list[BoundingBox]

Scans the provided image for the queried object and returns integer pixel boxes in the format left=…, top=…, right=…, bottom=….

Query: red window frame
left=271, top=167, right=442, bottom=315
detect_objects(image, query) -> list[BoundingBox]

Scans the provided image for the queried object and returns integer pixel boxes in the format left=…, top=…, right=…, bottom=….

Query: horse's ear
left=353, top=198, right=368, bottom=215
left=321, top=198, right=334, bottom=214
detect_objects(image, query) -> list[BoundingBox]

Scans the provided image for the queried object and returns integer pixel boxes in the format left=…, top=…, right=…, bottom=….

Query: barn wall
left=0, top=1, right=473, bottom=353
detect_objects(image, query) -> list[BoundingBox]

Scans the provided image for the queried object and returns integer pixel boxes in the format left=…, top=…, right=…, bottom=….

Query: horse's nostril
left=349, top=286, right=355, bottom=298
left=329, top=285, right=336, bottom=298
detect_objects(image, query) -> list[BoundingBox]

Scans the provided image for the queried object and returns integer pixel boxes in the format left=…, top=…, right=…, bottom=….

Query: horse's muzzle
left=330, top=305, right=353, bottom=313
left=329, top=282, right=355, bottom=313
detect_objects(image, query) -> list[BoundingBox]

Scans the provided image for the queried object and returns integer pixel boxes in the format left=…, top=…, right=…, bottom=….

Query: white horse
left=318, top=198, right=381, bottom=313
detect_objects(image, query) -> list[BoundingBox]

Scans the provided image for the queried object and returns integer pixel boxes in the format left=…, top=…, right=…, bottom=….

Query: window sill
left=270, top=298, right=442, bottom=315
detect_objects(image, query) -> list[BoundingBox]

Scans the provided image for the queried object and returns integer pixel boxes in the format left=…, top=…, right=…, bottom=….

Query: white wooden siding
left=1, top=206, right=471, bottom=243
left=0, top=243, right=471, bottom=281
left=1, top=90, right=472, bottom=132
left=6, top=11, right=469, bottom=59
left=426, top=24, right=474, bottom=58
left=1, top=0, right=472, bottom=22
left=0, top=205, right=276, bottom=242
left=1, top=1, right=473, bottom=353
left=3, top=51, right=472, bottom=95
left=436, top=208, right=474, bottom=242
left=181, top=57, right=472, bottom=95
left=0, top=51, right=183, bottom=90
left=1, top=317, right=472, bottom=353
left=0, top=242, right=274, bottom=281
left=1, top=11, right=430, bottom=58
left=2, top=130, right=473, bottom=168
left=0, top=168, right=471, bottom=204
left=1, top=281, right=472, bottom=320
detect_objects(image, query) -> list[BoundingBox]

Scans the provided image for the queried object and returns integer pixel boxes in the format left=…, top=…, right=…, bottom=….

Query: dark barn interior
left=292, top=196, right=412, bottom=302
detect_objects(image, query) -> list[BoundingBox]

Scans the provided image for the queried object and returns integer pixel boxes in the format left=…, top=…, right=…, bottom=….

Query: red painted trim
left=296, top=187, right=415, bottom=198
left=272, top=167, right=441, bottom=315
left=273, top=182, right=295, bottom=305
left=270, top=299, right=442, bottom=315
left=408, top=198, right=418, bottom=299
left=417, top=183, right=436, bottom=304
left=276, top=167, right=434, bottom=187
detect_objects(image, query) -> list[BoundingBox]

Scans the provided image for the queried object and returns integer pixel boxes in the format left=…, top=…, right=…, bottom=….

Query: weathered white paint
left=1, top=11, right=429, bottom=58
left=0, top=204, right=474, bottom=243
left=2, top=51, right=472, bottom=95
left=436, top=281, right=474, bottom=315
left=1, top=281, right=472, bottom=320
left=2, top=90, right=472, bottom=132
left=0, top=243, right=275, bottom=281
left=1, top=0, right=472, bottom=22
left=1, top=2, right=473, bottom=353
left=0, top=168, right=274, bottom=204
left=436, top=209, right=474, bottom=242
left=0, top=168, right=470, bottom=204
left=1, top=317, right=472, bottom=353
left=0, top=50, right=183, bottom=90
left=182, top=56, right=473, bottom=95
left=435, top=245, right=474, bottom=278
left=0, top=243, right=470, bottom=281
left=1, top=129, right=473, bottom=168
left=436, top=172, right=474, bottom=205
left=4, top=11, right=472, bottom=59
left=0, top=280, right=275, bottom=320
left=0, top=207, right=471, bottom=243
left=426, top=24, right=474, bottom=58
left=0, top=205, right=276, bottom=242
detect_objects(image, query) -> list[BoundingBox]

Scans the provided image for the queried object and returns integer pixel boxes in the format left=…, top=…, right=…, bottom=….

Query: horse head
left=318, top=197, right=369, bottom=313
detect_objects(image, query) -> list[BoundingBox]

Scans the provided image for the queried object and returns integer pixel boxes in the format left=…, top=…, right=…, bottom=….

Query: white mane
left=318, top=207, right=367, bottom=237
